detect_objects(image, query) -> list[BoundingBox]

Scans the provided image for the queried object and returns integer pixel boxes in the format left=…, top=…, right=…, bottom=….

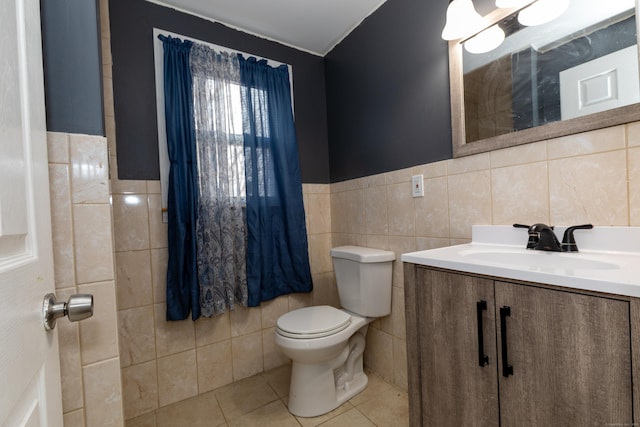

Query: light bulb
left=495, top=0, right=535, bottom=8
left=518, top=0, right=570, bottom=27
left=464, top=25, right=505, bottom=54
left=442, top=0, right=485, bottom=41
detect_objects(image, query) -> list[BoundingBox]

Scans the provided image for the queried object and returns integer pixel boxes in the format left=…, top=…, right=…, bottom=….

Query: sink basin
left=401, top=226, right=640, bottom=298
left=459, top=250, right=619, bottom=271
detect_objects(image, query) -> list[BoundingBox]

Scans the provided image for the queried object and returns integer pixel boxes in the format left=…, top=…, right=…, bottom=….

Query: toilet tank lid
left=330, top=246, right=395, bottom=263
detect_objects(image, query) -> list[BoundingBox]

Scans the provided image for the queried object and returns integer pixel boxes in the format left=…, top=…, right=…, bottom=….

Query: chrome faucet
left=513, top=223, right=593, bottom=252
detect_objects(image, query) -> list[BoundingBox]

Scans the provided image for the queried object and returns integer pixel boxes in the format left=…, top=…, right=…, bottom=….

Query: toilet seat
left=276, top=306, right=351, bottom=339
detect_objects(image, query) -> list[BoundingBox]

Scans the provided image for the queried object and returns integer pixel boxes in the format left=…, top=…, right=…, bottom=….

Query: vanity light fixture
left=518, top=0, right=570, bottom=26
left=464, top=24, right=505, bottom=54
left=495, top=0, right=535, bottom=8
left=441, top=0, right=485, bottom=40
left=445, top=0, right=569, bottom=52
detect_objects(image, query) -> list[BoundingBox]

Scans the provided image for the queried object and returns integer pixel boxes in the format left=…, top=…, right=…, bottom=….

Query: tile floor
left=125, top=364, right=409, bottom=427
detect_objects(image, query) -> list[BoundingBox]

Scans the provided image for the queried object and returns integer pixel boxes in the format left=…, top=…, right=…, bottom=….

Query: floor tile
left=347, top=371, right=394, bottom=407
left=214, top=374, right=279, bottom=420
left=355, top=387, right=409, bottom=427
left=125, top=412, right=156, bottom=427
left=228, top=400, right=299, bottom=427
left=295, top=401, right=353, bottom=427
left=317, top=408, right=375, bottom=427
left=156, top=390, right=226, bottom=427
left=125, top=364, right=409, bottom=426
left=262, top=364, right=291, bottom=398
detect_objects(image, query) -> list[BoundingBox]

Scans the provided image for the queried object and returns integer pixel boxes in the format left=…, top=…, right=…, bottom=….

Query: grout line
left=626, top=124, right=632, bottom=226
left=488, top=155, right=495, bottom=226
left=544, top=140, right=553, bottom=225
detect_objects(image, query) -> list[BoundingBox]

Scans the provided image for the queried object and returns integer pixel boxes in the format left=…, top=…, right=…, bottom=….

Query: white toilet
left=275, top=245, right=395, bottom=417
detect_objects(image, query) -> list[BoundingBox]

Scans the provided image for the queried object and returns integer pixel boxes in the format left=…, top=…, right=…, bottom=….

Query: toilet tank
left=330, top=246, right=395, bottom=317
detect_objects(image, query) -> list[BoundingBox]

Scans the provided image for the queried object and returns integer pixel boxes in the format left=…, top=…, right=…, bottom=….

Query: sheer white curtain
left=190, top=43, right=248, bottom=316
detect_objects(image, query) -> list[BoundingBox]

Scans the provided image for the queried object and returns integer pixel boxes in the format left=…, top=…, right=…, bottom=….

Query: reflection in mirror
left=458, top=0, right=638, bottom=145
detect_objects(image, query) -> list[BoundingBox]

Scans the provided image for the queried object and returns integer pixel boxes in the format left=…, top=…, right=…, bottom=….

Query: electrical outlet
left=412, top=174, right=424, bottom=197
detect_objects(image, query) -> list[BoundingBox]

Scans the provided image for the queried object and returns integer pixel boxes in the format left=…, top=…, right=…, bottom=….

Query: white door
left=560, top=45, right=640, bottom=120
left=0, top=0, right=63, bottom=425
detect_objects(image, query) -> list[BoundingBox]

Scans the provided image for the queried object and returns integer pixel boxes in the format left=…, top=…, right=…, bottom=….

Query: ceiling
left=146, top=0, right=389, bottom=56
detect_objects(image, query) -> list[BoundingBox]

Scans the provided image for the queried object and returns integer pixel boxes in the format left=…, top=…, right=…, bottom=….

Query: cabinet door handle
left=500, top=306, right=514, bottom=377
left=476, top=300, right=489, bottom=367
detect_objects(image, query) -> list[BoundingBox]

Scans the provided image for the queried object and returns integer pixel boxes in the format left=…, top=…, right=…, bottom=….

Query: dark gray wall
left=41, top=0, right=499, bottom=182
left=109, top=0, right=330, bottom=183
left=41, top=0, right=104, bottom=136
left=325, top=0, right=451, bottom=182
left=325, top=0, right=495, bottom=182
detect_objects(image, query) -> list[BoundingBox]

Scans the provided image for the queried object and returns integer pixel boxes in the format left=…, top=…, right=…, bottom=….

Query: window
left=152, top=29, right=292, bottom=220
left=157, top=32, right=311, bottom=318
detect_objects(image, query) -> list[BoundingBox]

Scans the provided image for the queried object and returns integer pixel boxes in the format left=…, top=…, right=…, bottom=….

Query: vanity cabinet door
left=495, top=281, right=632, bottom=426
left=416, top=268, right=499, bottom=426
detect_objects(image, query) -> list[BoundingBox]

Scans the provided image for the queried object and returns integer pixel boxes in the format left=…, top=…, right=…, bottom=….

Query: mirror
left=450, top=0, right=640, bottom=157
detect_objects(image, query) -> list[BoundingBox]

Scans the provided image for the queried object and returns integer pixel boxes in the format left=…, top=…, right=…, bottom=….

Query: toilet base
left=287, top=364, right=369, bottom=418
left=336, top=370, right=368, bottom=406
left=286, top=326, right=369, bottom=418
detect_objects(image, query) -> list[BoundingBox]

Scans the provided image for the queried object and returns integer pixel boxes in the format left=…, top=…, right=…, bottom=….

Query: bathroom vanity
left=401, top=226, right=640, bottom=426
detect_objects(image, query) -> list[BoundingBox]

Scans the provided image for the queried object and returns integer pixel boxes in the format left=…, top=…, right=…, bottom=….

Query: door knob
left=42, top=293, right=94, bottom=330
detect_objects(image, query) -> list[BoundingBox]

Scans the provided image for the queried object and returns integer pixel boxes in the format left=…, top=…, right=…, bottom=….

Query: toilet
left=275, top=245, right=395, bottom=417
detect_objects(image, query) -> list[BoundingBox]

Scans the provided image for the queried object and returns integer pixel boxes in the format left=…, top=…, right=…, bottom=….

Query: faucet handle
left=561, top=224, right=593, bottom=252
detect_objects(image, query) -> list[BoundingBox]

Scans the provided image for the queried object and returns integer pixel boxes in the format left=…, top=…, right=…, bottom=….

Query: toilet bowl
left=275, top=305, right=372, bottom=417
left=275, top=246, right=395, bottom=417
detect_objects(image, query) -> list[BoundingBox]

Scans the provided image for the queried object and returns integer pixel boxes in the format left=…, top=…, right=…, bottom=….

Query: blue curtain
left=159, top=35, right=201, bottom=320
left=239, top=56, right=313, bottom=306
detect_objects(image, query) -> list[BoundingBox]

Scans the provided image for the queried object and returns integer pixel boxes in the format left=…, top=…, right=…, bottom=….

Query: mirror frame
left=450, top=3, right=640, bottom=158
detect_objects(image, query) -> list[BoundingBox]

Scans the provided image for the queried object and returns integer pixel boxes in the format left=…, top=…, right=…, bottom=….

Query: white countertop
left=401, top=225, right=640, bottom=298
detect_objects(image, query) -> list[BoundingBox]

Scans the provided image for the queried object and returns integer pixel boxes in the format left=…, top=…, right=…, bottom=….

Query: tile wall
left=54, top=118, right=640, bottom=424
left=110, top=174, right=337, bottom=420
left=99, top=1, right=341, bottom=421
left=48, top=132, right=124, bottom=427
left=330, top=121, right=640, bottom=390
left=113, top=118, right=640, bottom=421
left=99, top=0, right=640, bottom=421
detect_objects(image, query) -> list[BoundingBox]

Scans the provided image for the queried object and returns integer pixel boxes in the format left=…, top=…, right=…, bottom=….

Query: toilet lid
left=276, top=305, right=351, bottom=339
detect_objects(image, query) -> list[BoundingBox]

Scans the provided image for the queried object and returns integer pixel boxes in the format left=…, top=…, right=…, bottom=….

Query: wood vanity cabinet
left=404, top=264, right=634, bottom=427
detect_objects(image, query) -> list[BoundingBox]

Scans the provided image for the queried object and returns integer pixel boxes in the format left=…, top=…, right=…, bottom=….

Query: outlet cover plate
left=412, top=174, right=424, bottom=197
